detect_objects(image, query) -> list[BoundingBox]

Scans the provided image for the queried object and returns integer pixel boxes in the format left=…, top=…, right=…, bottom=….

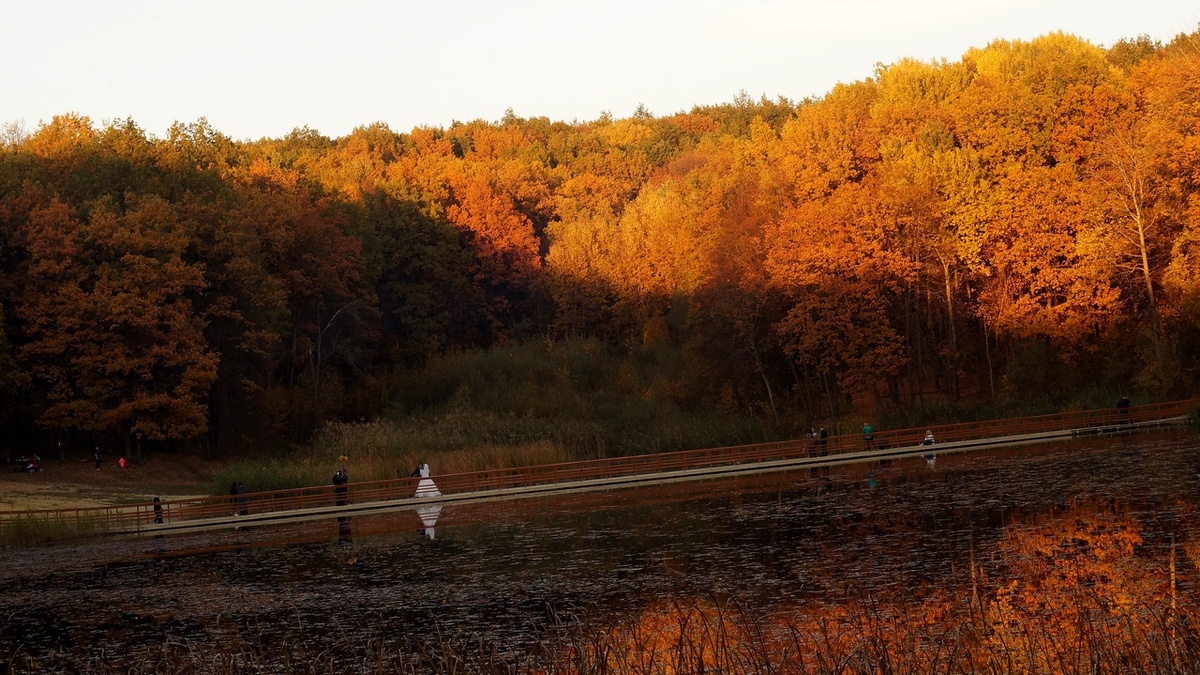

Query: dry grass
left=6, top=590, right=1200, bottom=674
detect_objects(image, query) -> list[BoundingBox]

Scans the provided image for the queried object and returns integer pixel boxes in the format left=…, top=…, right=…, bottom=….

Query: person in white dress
left=415, top=463, right=441, bottom=497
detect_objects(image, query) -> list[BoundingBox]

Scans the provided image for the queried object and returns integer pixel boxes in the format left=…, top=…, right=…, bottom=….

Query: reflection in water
left=1, top=430, right=1198, bottom=672
left=417, top=503, right=442, bottom=539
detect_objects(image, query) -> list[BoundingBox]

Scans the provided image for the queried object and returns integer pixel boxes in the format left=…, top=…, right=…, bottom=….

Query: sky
left=3, top=0, right=1198, bottom=142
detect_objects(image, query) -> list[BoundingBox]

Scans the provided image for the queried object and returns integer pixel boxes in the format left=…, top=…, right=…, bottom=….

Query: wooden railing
left=2, top=398, right=1195, bottom=539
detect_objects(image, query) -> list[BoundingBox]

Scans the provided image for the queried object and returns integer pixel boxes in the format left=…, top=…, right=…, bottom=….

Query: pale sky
left=4, top=0, right=1198, bottom=141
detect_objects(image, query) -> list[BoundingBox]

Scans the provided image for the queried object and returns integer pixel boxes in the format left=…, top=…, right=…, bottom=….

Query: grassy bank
left=0, top=512, right=106, bottom=547
left=209, top=338, right=777, bottom=494
left=207, top=337, right=1196, bottom=496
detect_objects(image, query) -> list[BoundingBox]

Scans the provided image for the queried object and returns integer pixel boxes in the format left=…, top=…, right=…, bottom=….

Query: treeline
left=0, top=31, right=1197, bottom=457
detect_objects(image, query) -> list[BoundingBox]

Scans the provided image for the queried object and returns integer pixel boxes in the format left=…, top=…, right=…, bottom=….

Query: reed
left=7, top=588, right=1200, bottom=674
left=206, top=338, right=776, bottom=494
left=0, top=511, right=104, bottom=547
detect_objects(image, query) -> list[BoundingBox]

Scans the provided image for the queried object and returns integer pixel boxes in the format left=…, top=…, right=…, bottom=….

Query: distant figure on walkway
left=118, top=456, right=129, bottom=469
left=415, top=463, right=441, bottom=498
left=229, top=481, right=240, bottom=515
left=923, top=430, right=935, bottom=446
left=818, top=427, right=828, bottom=456
left=332, top=468, right=350, bottom=506
left=236, top=482, right=248, bottom=515
left=1117, top=394, right=1131, bottom=423
left=862, top=422, right=875, bottom=449
left=153, top=496, right=163, bottom=524
left=94, top=447, right=101, bottom=470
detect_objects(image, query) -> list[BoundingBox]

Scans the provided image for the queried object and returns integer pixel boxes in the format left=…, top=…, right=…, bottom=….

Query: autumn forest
left=1, top=30, right=1198, bottom=458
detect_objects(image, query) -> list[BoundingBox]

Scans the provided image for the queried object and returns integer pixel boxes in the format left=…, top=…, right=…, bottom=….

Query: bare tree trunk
left=750, top=346, right=778, bottom=424
left=982, top=317, right=996, bottom=400
left=941, top=258, right=959, bottom=399
left=1105, top=129, right=1163, bottom=359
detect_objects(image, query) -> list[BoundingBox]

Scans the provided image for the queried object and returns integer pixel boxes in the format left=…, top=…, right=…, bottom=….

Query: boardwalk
left=2, top=399, right=1195, bottom=541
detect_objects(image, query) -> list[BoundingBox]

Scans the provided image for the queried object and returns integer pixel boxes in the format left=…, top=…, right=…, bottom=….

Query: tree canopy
left=1, top=29, right=1197, bottom=454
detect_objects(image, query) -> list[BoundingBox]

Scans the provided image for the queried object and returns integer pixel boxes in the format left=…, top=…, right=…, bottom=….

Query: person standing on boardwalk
left=1117, top=395, right=1131, bottom=424
left=862, top=422, right=875, bottom=450
left=415, top=463, right=441, bottom=498
left=332, top=468, right=350, bottom=506
left=93, top=447, right=101, bottom=470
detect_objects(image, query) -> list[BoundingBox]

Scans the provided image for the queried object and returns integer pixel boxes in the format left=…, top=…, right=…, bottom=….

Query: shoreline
left=0, top=452, right=222, bottom=512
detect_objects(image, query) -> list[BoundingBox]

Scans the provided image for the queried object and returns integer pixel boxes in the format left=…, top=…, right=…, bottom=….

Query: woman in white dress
left=415, top=463, right=441, bottom=497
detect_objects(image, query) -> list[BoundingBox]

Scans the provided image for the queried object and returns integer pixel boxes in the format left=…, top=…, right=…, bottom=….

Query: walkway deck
left=2, top=399, right=1195, bottom=540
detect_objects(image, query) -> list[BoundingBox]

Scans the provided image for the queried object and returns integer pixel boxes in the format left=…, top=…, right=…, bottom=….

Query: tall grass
left=204, top=336, right=1178, bottom=495
left=209, top=338, right=777, bottom=493
left=0, top=512, right=104, bottom=547
left=7, top=589, right=1200, bottom=673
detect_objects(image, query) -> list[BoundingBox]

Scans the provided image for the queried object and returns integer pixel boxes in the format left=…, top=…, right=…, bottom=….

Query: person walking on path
left=93, top=447, right=101, bottom=470
left=862, top=422, right=875, bottom=450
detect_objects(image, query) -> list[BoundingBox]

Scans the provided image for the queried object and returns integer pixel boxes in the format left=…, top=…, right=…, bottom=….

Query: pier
left=2, top=399, right=1195, bottom=540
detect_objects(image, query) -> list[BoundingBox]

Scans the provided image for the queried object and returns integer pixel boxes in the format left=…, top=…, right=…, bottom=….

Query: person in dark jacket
left=332, top=468, right=349, bottom=506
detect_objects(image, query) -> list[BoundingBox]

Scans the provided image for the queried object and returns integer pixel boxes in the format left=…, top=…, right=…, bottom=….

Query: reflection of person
left=332, top=468, right=349, bottom=506
left=417, top=503, right=443, bottom=540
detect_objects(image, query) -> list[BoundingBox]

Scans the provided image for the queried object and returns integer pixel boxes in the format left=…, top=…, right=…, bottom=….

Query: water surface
left=3, top=429, right=1198, bottom=669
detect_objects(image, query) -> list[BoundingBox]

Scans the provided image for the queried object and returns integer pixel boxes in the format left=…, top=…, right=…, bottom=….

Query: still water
left=3, top=429, right=1199, bottom=670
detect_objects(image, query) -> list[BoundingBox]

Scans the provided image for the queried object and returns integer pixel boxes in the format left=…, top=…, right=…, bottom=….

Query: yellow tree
left=951, top=35, right=1131, bottom=360
left=977, top=163, right=1123, bottom=346
left=1100, top=36, right=1200, bottom=388
left=872, top=56, right=986, bottom=399
left=767, top=180, right=915, bottom=407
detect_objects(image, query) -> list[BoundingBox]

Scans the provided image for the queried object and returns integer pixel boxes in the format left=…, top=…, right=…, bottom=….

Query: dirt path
left=0, top=452, right=224, bottom=511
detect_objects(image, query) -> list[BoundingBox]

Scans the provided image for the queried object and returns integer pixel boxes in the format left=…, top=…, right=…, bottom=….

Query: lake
left=3, top=428, right=1199, bottom=673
